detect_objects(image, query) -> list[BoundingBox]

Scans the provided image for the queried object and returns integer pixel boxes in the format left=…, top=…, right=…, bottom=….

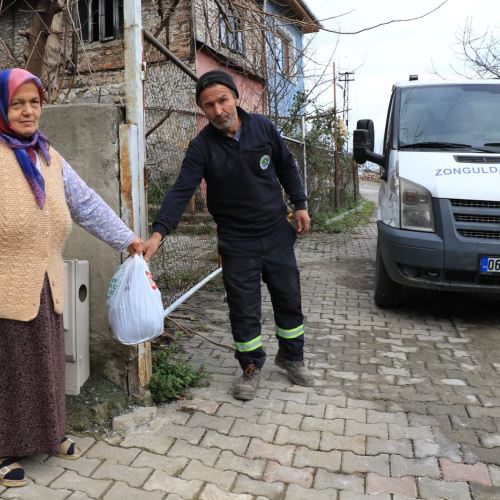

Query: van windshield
left=398, top=84, right=500, bottom=151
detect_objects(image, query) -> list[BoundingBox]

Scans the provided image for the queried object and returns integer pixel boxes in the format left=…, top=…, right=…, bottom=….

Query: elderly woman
left=0, top=68, right=143, bottom=487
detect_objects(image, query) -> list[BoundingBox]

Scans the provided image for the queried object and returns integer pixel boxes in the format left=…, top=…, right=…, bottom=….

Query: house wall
left=0, top=2, right=34, bottom=69
left=192, top=0, right=265, bottom=79
left=40, top=104, right=140, bottom=393
left=1, top=1, right=266, bottom=110
left=145, top=0, right=193, bottom=61
left=63, top=0, right=164, bottom=104
left=0, top=0, right=194, bottom=104
left=65, top=0, right=195, bottom=103
left=265, top=1, right=305, bottom=118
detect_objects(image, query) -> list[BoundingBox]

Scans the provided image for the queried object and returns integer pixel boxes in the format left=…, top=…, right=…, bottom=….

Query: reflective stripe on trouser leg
left=276, top=324, right=304, bottom=339
left=275, top=323, right=305, bottom=361
left=234, top=335, right=263, bottom=352
left=262, top=220, right=304, bottom=361
left=221, top=250, right=266, bottom=369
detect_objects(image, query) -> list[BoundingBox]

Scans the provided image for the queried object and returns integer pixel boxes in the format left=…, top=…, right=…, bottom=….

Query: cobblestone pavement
left=3, top=215, right=500, bottom=499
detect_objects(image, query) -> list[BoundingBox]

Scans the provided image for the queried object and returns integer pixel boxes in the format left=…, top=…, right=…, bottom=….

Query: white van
left=353, top=78, right=500, bottom=307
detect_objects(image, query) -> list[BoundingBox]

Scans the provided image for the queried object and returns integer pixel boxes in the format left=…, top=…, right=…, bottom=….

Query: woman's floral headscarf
left=0, top=68, right=51, bottom=208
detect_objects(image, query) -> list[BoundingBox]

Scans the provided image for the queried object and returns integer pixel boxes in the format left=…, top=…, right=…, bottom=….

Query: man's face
left=199, top=84, right=239, bottom=133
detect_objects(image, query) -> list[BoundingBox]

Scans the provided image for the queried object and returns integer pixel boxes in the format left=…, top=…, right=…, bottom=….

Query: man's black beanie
left=195, top=70, right=239, bottom=105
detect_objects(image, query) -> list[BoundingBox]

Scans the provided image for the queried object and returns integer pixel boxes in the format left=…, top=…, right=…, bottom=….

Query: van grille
left=455, top=214, right=500, bottom=224
left=451, top=199, right=500, bottom=209
left=457, top=229, right=500, bottom=239
left=451, top=199, right=500, bottom=240
left=454, top=156, right=500, bottom=163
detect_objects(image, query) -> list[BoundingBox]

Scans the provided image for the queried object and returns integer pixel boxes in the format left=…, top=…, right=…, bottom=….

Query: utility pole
left=338, top=71, right=356, bottom=202
left=338, top=71, right=355, bottom=130
left=333, top=62, right=339, bottom=209
left=122, top=0, right=151, bottom=400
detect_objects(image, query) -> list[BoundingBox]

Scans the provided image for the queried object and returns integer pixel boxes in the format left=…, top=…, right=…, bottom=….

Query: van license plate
left=480, top=256, right=500, bottom=273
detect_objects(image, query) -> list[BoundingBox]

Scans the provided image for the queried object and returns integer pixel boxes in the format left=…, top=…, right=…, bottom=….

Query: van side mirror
left=353, top=119, right=385, bottom=167
left=356, top=119, right=375, bottom=150
left=353, top=130, right=370, bottom=164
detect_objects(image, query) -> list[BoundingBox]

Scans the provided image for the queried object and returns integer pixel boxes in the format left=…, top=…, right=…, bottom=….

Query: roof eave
left=286, top=0, right=321, bottom=33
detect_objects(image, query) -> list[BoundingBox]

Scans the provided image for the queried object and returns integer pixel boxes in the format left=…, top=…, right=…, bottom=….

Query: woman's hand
left=127, top=236, right=144, bottom=256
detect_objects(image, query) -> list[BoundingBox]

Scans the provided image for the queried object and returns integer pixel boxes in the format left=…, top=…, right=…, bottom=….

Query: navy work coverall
left=152, top=107, right=307, bottom=369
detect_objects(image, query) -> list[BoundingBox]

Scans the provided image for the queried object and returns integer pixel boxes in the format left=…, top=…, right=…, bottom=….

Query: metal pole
left=333, top=62, right=340, bottom=209
left=123, top=0, right=151, bottom=394
left=143, top=30, right=198, bottom=81
left=301, top=115, right=308, bottom=196
left=164, top=268, right=223, bottom=317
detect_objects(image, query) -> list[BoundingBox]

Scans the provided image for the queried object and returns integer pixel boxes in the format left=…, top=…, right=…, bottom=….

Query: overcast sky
left=304, top=0, right=498, bottom=149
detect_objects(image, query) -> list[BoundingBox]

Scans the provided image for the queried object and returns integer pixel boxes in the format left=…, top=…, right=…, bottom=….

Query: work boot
left=275, top=353, right=315, bottom=386
left=232, top=363, right=261, bottom=400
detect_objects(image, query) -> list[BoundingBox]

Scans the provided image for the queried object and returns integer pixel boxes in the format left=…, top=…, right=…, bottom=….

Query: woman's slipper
left=0, top=458, right=27, bottom=487
left=54, top=437, right=81, bottom=460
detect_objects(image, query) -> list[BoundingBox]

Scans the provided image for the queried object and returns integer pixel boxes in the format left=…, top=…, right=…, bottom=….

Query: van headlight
left=400, top=178, right=434, bottom=232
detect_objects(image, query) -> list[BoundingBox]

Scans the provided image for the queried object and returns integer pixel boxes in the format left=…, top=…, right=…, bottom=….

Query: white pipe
left=123, top=0, right=146, bottom=239
left=124, top=0, right=149, bottom=388
left=281, top=135, right=303, bottom=145
left=302, top=114, right=308, bottom=196
left=164, top=267, right=223, bottom=317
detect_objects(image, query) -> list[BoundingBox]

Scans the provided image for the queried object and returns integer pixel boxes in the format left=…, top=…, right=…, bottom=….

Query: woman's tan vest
left=0, top=143, right=72, bottom=321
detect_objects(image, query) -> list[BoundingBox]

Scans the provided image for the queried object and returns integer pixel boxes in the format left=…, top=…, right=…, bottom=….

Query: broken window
left=78, top=0, right=124, bottom=43
left=219, top=3, right=244, bottom=54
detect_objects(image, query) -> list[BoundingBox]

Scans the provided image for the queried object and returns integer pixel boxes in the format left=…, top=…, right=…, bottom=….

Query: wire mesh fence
left=284, top=138, right=357, bottom=214
left=338, top=152, right=358, bottom=207
left=303, top=143, right=335, bottom=214
left=143, top=34, right=357, bottom=307
left=282, top=136, right=307, bottom=193
left=143, top=39, right=218, bottom=306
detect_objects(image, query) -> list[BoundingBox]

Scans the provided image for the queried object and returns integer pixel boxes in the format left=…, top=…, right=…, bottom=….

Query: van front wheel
left=374, top=245, right=403, bottom=307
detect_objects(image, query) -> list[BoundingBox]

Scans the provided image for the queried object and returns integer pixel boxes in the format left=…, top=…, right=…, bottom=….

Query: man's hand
left=127, top=236, right=144, bottom=256
left=143, top=232, right=163, bottom=261
left=294, top=209, right=311, bottom=235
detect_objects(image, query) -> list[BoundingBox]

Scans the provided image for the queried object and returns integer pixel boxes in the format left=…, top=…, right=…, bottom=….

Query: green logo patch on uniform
left=259, top=154, right=271, bottom=170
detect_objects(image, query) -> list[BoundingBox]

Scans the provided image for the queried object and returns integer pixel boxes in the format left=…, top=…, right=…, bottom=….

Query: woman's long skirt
left=0, top=275, right=66, bottom=457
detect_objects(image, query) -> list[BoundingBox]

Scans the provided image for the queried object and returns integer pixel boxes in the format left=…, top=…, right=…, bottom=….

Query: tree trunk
left=24, top=0, right=61, bottom=77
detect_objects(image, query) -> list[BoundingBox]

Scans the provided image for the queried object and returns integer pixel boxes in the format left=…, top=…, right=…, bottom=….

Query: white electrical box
left=63, top=259, right=90, bottom=396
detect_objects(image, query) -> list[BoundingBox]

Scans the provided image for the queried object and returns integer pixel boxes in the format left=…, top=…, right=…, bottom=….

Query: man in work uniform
left=144, top=70, right=314, bottom=400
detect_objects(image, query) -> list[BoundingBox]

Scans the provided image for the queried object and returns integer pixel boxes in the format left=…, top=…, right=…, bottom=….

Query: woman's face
left=7, top=82, right=41, bottom=137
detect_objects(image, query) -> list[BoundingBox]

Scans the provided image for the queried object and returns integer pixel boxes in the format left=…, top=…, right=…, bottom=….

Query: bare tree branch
left=457, top=19, right=500, bottom=78
left=324, top=0, right=449, bottom=35
left=433, top=19, right=500, bottom=80
left=230, top=0, right=448, bottom=35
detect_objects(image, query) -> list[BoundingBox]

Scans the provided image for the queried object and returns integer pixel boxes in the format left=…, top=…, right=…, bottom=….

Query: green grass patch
left=312, top=199, right=376, bottom=233
left=149, top=336, right=207, bottom=404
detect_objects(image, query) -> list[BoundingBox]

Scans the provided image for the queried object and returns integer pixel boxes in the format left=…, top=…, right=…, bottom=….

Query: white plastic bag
left=107, top=254, right=165, bottom=345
